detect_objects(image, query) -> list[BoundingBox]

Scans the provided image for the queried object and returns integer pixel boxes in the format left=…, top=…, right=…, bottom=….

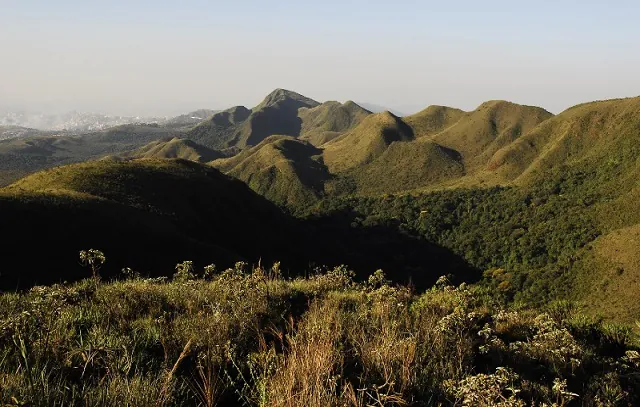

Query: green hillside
left=488, top=97, right=640, bottom=184
left=403, top=105, right=465, bottom=137
left=4, top=93, right=640, bottom=327
left=212, top=135, right=330, bottom=210
left=329, top=139, right=465, bottom=195
left=104, top=137, right=224, bottom=162
left=298, top=100, right=371, bottom=145
left=306, top=96, right=640, bottom=321
left=323, top=111, right=414, bottom=173
left=573, top=223, right=640, bottom=323
left=431, top=100, right=553, bottom=171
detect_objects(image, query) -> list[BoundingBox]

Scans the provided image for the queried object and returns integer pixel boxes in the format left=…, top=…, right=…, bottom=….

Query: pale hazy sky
left=1, top=0, right=639, bottom=116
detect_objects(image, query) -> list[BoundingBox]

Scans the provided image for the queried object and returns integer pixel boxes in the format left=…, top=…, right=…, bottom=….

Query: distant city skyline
left=2, top=0, right=639, bottom=116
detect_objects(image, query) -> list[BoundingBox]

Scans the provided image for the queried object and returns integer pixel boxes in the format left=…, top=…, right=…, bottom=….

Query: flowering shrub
left=444, top=367, right=525, bottom=407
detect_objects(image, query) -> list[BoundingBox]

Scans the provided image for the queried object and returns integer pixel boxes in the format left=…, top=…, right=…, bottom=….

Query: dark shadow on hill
left=0, top=158, right=477, bottom=291
left=279, top=139, right=332, bottom=195
left=382, top=114, right=415, bottom=143
left=297, top=215, right=480, bottom=290
left=245, top=105, right=303, bottom=146
left=0, top=198, right=477, bottom=292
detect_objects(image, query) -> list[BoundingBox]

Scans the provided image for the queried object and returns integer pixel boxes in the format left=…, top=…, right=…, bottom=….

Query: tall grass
left=0, top=263, right=638, bottom=406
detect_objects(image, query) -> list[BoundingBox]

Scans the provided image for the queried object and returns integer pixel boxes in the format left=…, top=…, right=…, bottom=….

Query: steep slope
left=104, top=137, right=224, bottom=162
left=322, top=111, right=414, bottom=173
left=298, top=100, right=371, bottom=145
left=212, top=135, right=330, bottom=210
left=431, top=101, right=553, bottom=170
left=0, top=159, right=297, bottom=288
left=189, top=89, right=319, bottom=149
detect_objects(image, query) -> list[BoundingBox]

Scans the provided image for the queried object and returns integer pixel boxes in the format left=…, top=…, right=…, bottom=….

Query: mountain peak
left=257, top=89, right=320, bottom=110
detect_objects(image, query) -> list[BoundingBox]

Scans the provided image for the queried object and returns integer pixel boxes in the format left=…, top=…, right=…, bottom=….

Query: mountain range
left=2, top=88, right=640, bottom=323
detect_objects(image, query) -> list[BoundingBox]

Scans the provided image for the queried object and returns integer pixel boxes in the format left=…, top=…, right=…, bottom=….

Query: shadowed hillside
left=189, top=89, right=319, bottom=149
left=187, top=106, right=252, bottom=149
left=1, top=158, right=476, bottom=290
left=0, top=159, right=297, bottom=288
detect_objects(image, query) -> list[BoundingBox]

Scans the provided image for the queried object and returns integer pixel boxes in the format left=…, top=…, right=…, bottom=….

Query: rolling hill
left=331, top=139, right=465, bottom=195
left=322, top=111, right=414, bottom=173
left=298, top=100, right=371, bottom=145
left=211, top=135, right=330, bottom=210
left=5, top=91, right=640, bottom=324
left=0, top=157, right=475, bottom=291
left=103, top=137, right=224, bottom=162
left=187, top=106, right=252, bottom=149
left=403, top=105, right=466, bottom=138
left=488, top=96, right=640, bottom=185
left=429, top=100, right=553, bottom=170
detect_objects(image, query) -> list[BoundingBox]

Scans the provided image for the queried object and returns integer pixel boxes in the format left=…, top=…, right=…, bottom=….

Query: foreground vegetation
left=1, top=255, right=639, bottom=406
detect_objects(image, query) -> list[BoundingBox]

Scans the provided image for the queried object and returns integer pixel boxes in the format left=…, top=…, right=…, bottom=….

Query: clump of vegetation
left=0, top=256, right=637, bottom=406
left=79, top=248, right=106, bottom=287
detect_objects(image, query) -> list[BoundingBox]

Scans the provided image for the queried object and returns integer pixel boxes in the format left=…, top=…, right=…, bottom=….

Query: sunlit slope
left=212, top=135, right=330, bottom=209
left=431, top=100, right=553, bottom=171
left=298, top=100, right=371, bottom=145
left=488, top=97, right=640, bottom=184
left=403, top=105, right=465, bottom=138
left=104, top=137, right=224, bottom=162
